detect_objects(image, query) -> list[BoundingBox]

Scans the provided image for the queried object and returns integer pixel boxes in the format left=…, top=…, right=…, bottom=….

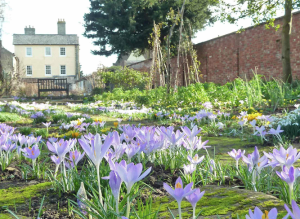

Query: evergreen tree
left=83, top=0, right=218, bottom=57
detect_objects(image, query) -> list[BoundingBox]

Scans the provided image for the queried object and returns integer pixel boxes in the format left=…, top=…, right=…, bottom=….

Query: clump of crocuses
left=164, top=177, right=204, bottom=219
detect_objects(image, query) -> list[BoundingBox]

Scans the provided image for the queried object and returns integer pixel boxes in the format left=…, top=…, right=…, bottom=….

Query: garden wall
left=127, top=11, right=300, bottom=85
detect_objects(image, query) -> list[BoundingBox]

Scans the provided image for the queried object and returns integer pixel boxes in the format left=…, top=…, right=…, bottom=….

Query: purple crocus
left=48, top=137, right=58, bottom=143
left=276, top=166, right=298, bottom=204
left=228, top=149, right=245, bottom=169
left=47, top=139, right=75, bottom=162
left=284, top=200, right=300, bottom=219
left=181, top=125, right=201, bottom=141
left=187, top=154, right=204, bottom=166
left=23, top=145, right=40, bottom=160
left=78, top=133, right=114, bottom=206
left=103, top=171, right=122, bottom=214
left=183, top=164, right=196, bottom=175
left=42, top=122, right=51, bottom=128
left=268, top=125, right=284, bottom=135
left=125, top=144, right=140, bottom=162
left=228, top=149, right=245, bottom=161
left=185, top=188, right=205, bottom=219
left=246, top=207, right=277, bottom=219
left=115, top=160, right=151, bottom=217
left=65, top=150, right=85, bottom=169
left=51, top=155, right=61, bottom=178
left=23, top=145, right=40, bottom=171
left=163, top=177, right=196, bottom=219
left=264, top=145, right=300, bottom=169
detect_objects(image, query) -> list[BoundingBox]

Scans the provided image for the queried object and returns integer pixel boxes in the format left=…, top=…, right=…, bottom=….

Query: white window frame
left=45, top=47, right=51, bottom=56
left=60, top=47, right=66, bottom=56
left=26, top=65, right=32, bottom=76
left=45, top=65, right=52, bottom=76
left=26, top=47, right=32, bottom=57
left=60, top=65, right=66, bottom=75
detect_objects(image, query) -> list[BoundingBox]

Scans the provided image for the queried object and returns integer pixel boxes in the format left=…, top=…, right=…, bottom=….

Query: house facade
left=13, top=20, right=80, bottom=87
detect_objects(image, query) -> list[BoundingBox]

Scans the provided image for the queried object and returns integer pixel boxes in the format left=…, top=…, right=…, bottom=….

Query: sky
left=1, top=0, right=281, bottom=76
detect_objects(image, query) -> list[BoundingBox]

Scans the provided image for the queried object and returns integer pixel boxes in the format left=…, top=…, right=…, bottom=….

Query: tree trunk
left=282, top=0, right=292, bottom=83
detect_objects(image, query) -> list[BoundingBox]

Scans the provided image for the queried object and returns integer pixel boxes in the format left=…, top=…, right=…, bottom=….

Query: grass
left=0, top=112, right=22, bottom=123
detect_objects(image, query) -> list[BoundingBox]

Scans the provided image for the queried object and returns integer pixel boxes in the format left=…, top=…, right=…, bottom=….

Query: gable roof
left=13, top=34, right=79, bottom=45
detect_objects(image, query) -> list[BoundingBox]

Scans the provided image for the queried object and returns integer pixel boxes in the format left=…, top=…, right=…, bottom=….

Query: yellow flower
left=71, top=131, right=80, bottom=138
left=113, top=122, right=118, bottom=128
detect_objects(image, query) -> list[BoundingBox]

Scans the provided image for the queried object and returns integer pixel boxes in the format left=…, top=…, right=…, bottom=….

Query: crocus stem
left=54, top=164, right=59, bottom=178
left=63, top=160, right=68, bottom=190
left=126, top=190, right=130, bottom=218
left=32, top=159, right=36, bottom=172
left=192, top=206, right=195, bottom=219
left=289, top=184, right=294, bottom=205
left=178, top=202, right=182, bottom=219
left=115, top=197, right=119, bottom=214
left=96, top=166, right=103, bottom=206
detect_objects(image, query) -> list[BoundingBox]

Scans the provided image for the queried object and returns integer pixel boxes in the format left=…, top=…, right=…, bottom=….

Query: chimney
left=57, top=19, right=66, bottom=35
left=24, top=25, right=35, bottom=35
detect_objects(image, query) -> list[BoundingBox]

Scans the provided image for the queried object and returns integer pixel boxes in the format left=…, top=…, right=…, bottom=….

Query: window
left=26, top=66, right=32, bottom=76
left=60, top=47, right=66, bottom=56
left=60, top=65, right=66, bottom=75
left=26, top=47, right=32, bottom=57
left=45, top=65, right=51, bottom=75
left=45, top=47, right=51, bottom=56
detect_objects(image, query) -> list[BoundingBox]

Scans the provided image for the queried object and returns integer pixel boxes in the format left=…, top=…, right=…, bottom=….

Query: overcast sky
left=1, top=0, right=282, bottom=76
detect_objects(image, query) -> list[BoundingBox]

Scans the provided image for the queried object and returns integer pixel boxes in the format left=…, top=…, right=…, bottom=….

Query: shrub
left=19, top=127, right=32, bottom=136
left=0, top=112, right=21, bottom=122
left=99, top=67, right=150, bottom=90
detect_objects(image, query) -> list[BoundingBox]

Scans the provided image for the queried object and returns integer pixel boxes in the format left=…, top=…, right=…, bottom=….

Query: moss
left=148, top=186, right=287, bottom=218
left=0, top=182, right=52, bottom=206
left=0, top=214, right=28, bottom=219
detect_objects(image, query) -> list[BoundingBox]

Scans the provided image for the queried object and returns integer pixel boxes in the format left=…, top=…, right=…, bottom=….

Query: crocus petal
left=163, top=183, right=175, bottom=197
left=136, top=167, right=152, bottom=182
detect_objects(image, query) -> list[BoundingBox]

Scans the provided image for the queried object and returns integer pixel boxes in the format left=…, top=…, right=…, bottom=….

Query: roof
left=13, top=34, right=79, bottom=45
left=1, top=47, right=13, bottom=55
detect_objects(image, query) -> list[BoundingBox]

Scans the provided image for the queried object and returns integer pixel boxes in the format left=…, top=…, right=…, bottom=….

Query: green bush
left=34, top=128, right=47, bottom=138
left=19, top=127, right=32, bottom=136
left=0, top=112, right=21, bottom=122
left=99, top=67, right=150, bottom=90
left=135, top=95, right=151, bottom=105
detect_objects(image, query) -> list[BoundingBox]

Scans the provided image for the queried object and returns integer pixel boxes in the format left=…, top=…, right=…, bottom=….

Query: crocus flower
left=187, top=154, right=204, bottom=166
left=183, top=164, right=196, bottom=175
left=115, top=160, right=151, bottom=217
left=276, top=166, right=298, bottom=204
left=23, top=145, right=40, bottom=160
left=77, top=182, right=88, bottom=215
left=185, top=188, right=205, bottom=219
left=66, top=150, right=85, bottom=169
left=268, top=125, right=284, bottom=135
left=125, top=144, right=140, bottom=162
left=78, top=133, right=114, bottom=206
left=42, top=122, right=51, bottom=128
left=228, top=149, right=245, bottom=169
left=51, top=155, right=61, bottom=178
left=103, top=171, right=122, bottom=214
left=48, top=137, right=58, bottom=143
left=228, top=149, right=245, bottom=161
left=284, top=200, right=300, bottom=219
left=47, top=139, right=76, bottom=162
left=246, top=207, right=277, bottom=219
left=264, top=145, right=300, bottom=169
left=181, top=125, right=201, bottom=141
left=163, top=177, right=196, bottom=219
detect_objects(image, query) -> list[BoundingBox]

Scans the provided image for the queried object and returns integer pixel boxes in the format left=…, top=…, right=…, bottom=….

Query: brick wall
left=128, top=12, right=300, bottom=85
